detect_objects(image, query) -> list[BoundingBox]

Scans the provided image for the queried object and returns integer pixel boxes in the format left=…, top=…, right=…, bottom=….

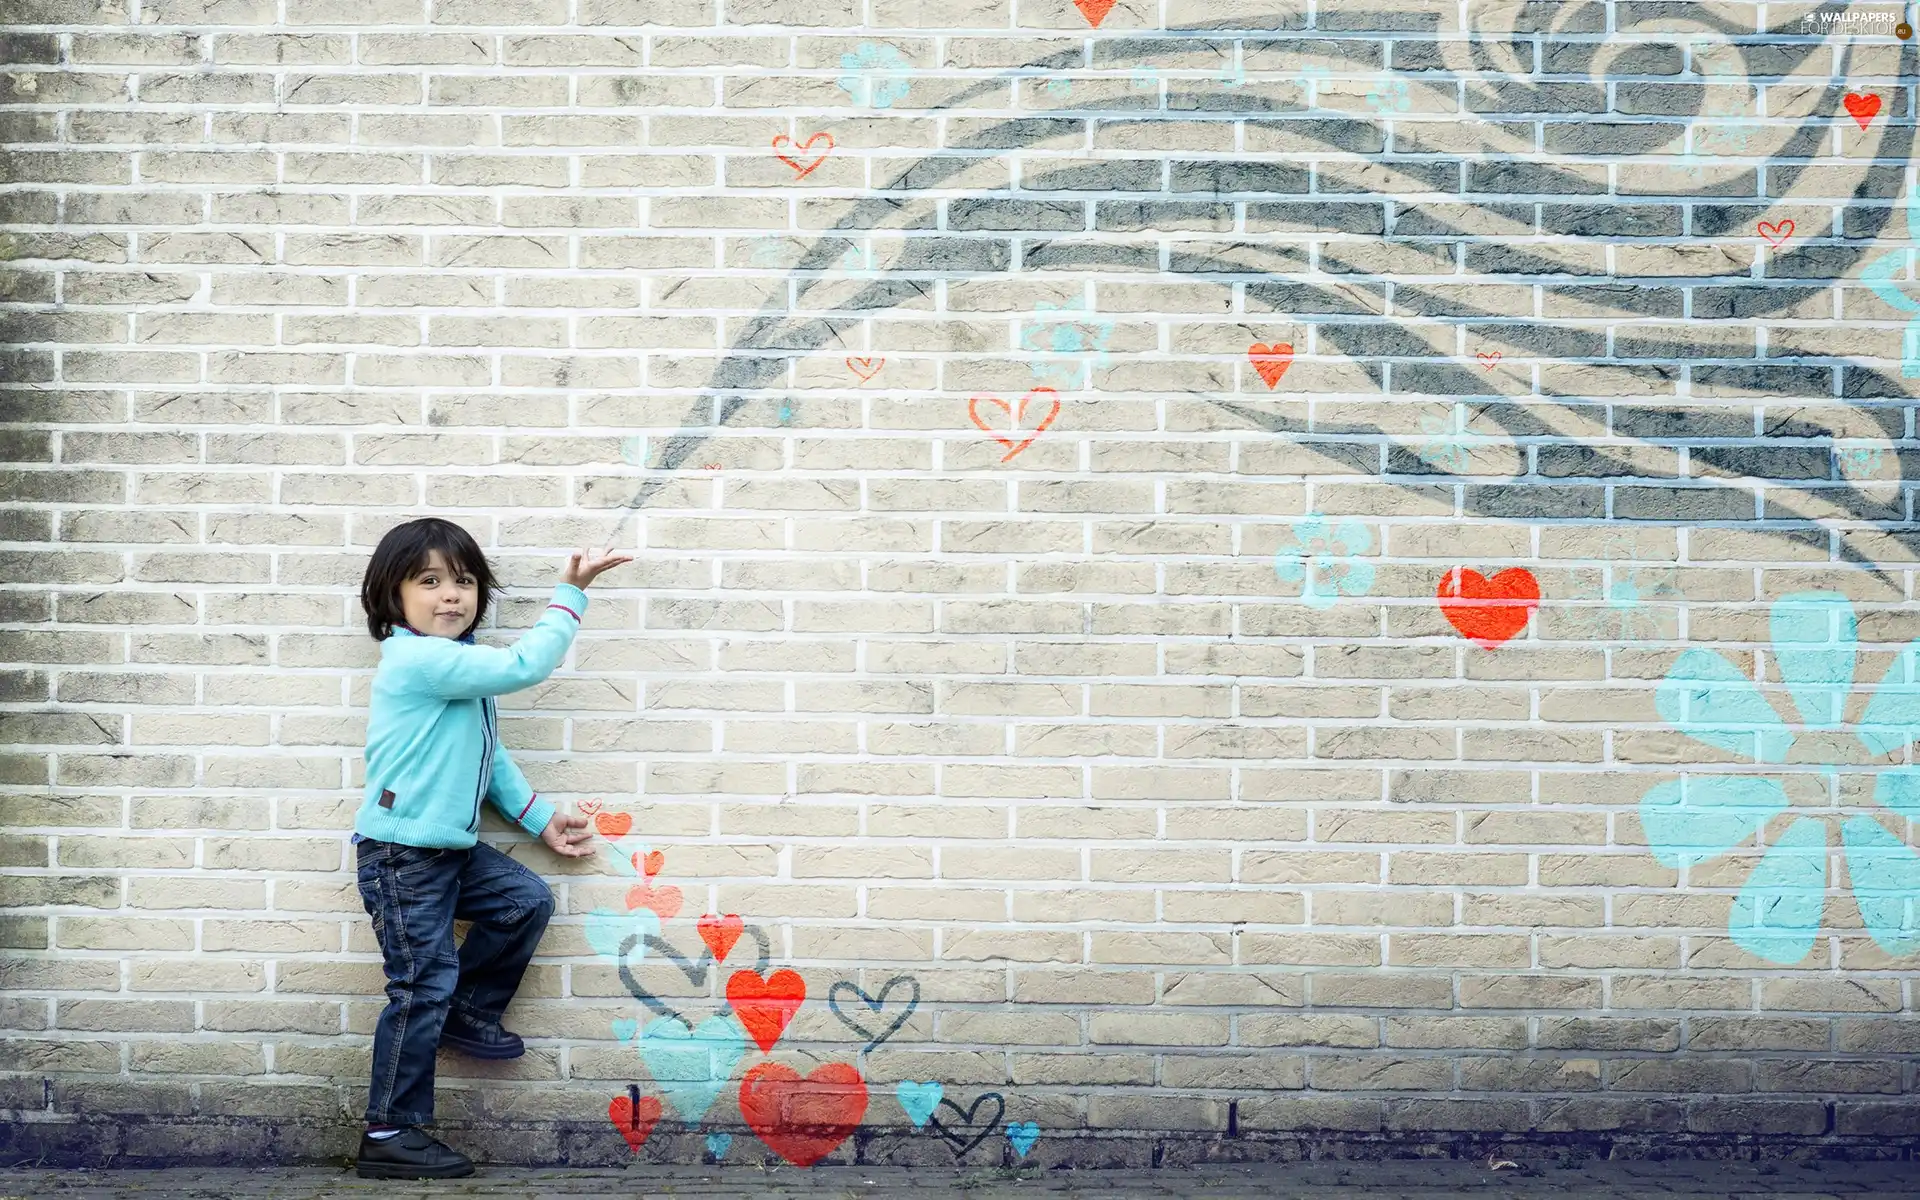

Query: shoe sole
left=357, top=1158, right=475, bottom=1180
left=440, top=1032, right=524, bottom=1059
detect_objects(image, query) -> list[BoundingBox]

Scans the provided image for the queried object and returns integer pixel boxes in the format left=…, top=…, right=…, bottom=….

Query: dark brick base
left=6, top=1117, right=1919, bottom=1172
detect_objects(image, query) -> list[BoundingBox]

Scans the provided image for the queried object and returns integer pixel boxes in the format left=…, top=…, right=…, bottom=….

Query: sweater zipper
left=470, top=697, right=494, bottom=833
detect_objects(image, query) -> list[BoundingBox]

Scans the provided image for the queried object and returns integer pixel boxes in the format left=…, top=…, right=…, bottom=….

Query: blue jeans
left=355, top=838, right=555, bottom=1126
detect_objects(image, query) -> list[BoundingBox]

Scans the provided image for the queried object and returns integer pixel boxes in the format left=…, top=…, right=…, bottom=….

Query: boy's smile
left=399, top=550, right=478, bottom=639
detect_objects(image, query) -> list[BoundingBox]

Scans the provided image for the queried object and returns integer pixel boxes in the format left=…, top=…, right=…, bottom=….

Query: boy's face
left=400, top=550, right=478, bottom=639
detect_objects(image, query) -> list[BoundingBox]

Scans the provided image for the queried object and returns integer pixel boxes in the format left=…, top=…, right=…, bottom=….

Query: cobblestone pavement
left=4, top=1162, right=1920, bottom=1199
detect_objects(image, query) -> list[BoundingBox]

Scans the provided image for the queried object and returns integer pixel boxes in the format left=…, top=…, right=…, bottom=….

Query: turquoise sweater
left=352, top=582, right=588, bottom=850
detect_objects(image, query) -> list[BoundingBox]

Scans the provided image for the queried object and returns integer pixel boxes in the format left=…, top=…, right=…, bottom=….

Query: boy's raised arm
left=406, top=582, right=588, bottom=700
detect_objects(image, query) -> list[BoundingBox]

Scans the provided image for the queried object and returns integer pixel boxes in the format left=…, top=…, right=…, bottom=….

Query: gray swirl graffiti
left=594, top=5, right=1915, bottom=585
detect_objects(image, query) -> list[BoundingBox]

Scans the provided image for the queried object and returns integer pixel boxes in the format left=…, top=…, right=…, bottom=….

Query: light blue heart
left=705, top=1132, right=732, bottom=1161
left=611, top=1018, right=638, bottom=1043
left=639, top=1011, right=748, bottom=1125
left=897, top=1080, right=942, bottom=1128
left=1006, top=1121, right=1040, bottom=1157
left=585, top=905, right=659, bottom=964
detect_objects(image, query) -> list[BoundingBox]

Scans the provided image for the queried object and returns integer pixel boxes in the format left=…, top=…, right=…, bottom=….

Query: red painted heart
left=968, top=388, right=1060, bottom=462
left=576, top=798, right=602, bottom=817
left=772, top=131, right=833, bottom=179
left=846, top=356, right=884, bottom=382
left=643, top=849, right=665, bottom=878
left=1248, top=342, right=1294, bottom=389
left=1476, top=350, right=1502, bottom=370
left=1072, top=0, right=1117, bottom=26
left=1437, top=567, right=1540, bottom=648
left=1844, top=92, right=1881, bottom=130
left=595, top=811, right=631, bottom=839
left=625, top=882, right=682, bottom=921
left=699, top=913, right=745, bottom=962
left=1757, top=219, right=1794, bottom=248
left=727, top=967, right=806, bottom=1053
left=738, top=1061, right=868, bottom=1167
left=609, top=1092, right=662, bottom=1151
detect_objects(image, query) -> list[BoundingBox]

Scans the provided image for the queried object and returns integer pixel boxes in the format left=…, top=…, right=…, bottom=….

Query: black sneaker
left=440, top=1012, right=525, bottom=1060
left=356, top=1126, right=475, bottom=1179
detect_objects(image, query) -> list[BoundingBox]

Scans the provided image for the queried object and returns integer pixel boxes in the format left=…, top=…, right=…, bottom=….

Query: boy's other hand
left=540, top=811, right=594, bottom=858
left=563, top=547, right=633, bottom=589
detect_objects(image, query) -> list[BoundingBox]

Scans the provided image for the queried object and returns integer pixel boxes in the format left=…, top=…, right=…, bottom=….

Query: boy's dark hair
left=361, top=517, right=498, bottom=641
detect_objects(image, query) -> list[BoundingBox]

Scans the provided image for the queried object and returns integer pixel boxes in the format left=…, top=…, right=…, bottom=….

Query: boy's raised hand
left=540, top=810, right=595, bottom=858
left=563, top=547, right=633, bottom=589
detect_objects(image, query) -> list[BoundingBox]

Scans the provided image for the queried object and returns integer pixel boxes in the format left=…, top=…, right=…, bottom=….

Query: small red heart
left=595, top=811, right=632, bottom=839
left=608, top=1093, right=662, bottom=1151
left=727, top=968, right=807, bottom=1053
left=772, top=131, right=834, bottom=179
left=576, top=798, right=602, bottom=817
left=1476, top=350, right=1502, bottom=370
left=846, top=356, right=884, bottom=382
left=968, top=388, right=1061, bottom=462
left=1757, top=219, right=1794, bottom=248
left=1071, top=0, right=1117, bottom=27
left=1248, top=342, right=1293, bottom=389
left=626, top=882, right=682, bottom=920
left=1844, top=92, right=1881, bottom=130
left=699, top=913, right=745, bottom=962
left=643, top=850, right=665, bottom=878
left=1437, top=567, right=1540, bottom=648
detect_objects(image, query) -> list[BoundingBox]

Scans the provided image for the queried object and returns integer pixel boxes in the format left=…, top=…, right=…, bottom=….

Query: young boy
left=350, top=517, right=629, bottom=1179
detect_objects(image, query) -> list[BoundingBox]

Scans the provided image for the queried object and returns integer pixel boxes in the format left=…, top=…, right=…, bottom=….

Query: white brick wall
left=6, top=0, right=1920, bottom=1165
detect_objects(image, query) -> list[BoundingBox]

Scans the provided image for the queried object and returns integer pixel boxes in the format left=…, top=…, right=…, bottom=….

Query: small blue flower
left=838, top=42, right=912, bottom=110
left=1273, top=514, right=1375, bottom=609
left=1019, top=299, right=1114, bottom=390
left=1862, top=178, right=1920, bottom=378
left=1365, top=77, right=1410, bottom=114
left=1640, top=592, right=1920, bottom=963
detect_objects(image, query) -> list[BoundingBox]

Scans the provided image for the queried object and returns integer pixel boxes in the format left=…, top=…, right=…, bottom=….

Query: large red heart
left=772, top=131, right=833, bottom=179
left=625, top=882, right=682, bottom=920
left=594, top=811, right=631, bottom=839
left=968, top=388, right=1060, bottom=462
left=726, top=967, right=806, bottom=1052
left=608, top=1092, right=662, bottom=1151
left=1248, top=343, right=1293, bottom=389
left=1757, top=219, right=1794, bottom=248
left=1437, top=567, right=1539, bottom=648
left=699, top=913, right=744, bottom=962
left=1844, top=92, right=1881, bottom=130
left=1072, top=0, right=1117, bottom=26
left=738, top=1061, right=868, bottom=1167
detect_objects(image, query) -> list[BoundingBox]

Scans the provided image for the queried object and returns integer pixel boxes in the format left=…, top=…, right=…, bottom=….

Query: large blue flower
left=1641, top=591, right=1920, bottom=963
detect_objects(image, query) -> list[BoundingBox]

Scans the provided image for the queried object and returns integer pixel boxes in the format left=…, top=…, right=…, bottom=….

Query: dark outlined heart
left=614, top=924, right=772, bottom=1024
left=927, top=1091, right=1006, bottom=1161
left=826, top=974, right=920, bottom=1051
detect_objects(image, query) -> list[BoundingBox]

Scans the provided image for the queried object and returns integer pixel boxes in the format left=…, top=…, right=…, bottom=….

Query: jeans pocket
left=390, top=845, right=451, bottom=880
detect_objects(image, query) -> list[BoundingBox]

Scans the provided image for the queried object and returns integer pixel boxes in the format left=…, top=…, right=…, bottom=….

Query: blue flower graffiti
left=1641, top=591, right=1920, bottom=963
left=837, top=42, right=913, bottom=109
left=1273, top=513, right=1375, bottom=609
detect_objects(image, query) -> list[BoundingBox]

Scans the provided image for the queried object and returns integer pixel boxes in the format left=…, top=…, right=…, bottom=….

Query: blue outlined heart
left=897, top=1080, right=942, bottom=1128
left=638, top=1010, right=749, bottom=1125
